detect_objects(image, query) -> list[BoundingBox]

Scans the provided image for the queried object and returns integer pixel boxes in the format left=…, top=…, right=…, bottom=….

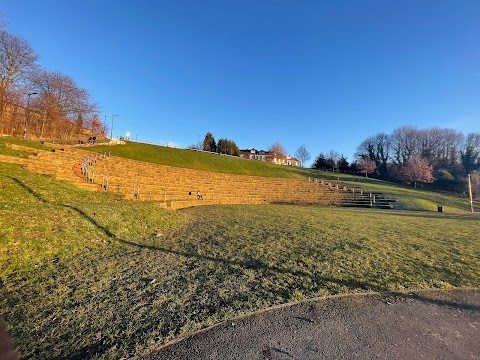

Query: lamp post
left=23, top=92, right=38, bottom=139
left=468, top=173, right=475, bottom=213
left=111, top=114, right=118, bottom=141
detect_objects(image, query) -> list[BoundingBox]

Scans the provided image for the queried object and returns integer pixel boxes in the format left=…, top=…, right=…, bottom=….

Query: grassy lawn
left=88, top=141, right=307, bottom=178
left=1, top=162, right=479, bottom=359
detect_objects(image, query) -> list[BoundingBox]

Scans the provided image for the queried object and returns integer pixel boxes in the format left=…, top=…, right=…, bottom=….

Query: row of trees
left=312, top=126, right=479, bottom=195
left=356, top=126, right=479, bottom=191
left=0, top=24, right=101, bottom=140
left=202, top=132, right=241, bottom=156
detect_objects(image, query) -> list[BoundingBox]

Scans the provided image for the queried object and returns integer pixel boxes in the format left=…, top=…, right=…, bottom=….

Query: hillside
left=0, top=137, right=475, bottom=212
left=88, top=141, right=475, bottom=212
left=1, top=136, right=479, bottom=359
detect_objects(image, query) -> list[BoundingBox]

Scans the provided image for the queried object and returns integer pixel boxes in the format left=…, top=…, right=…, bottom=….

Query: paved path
left=141, top=288, right=480, bottom=360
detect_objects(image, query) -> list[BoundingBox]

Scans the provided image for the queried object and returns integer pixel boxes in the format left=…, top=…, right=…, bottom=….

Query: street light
left=23, top=92, right=38, bottom=139
left=111, top=114, right=118, bottom=141
left=468, top=172, right=477, bottom=213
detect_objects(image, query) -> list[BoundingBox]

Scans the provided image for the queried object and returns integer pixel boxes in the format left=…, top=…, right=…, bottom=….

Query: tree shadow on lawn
left=64, top=202, right=480, bottom=311
left=387, top=291, right=480, bottom=312
left=370, top=209, right=480, bottom=221
left=8, top=176, right=48, bottom=203
left=65, top=199, right=381, bottom=291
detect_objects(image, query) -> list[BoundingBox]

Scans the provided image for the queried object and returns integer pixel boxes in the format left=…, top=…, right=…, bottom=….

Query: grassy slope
left=89, top=141, right=473, bottom=212
left=1, top=138, right=479, bottom=359
left=0, top=137, right=52, bottom=158
left=89, top=142, right=307, bottom=178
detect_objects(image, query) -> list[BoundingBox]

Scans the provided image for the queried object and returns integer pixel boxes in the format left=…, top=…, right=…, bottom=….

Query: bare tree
left=269, top=141, right=286, bottom=156
left=295, top=145, right=310, bottom=168
left=391, top=125, right=422, bottom=165
left=0, top=28, right=38, bottom=128
left=461, top=133, right=480, bottom=173
left=356, top=133, right=391, bottom=177
left=30, top=70, right=97, bottom=139
left=471, top=172, right=480, bottom=200
left=326, top=149, right=340, bottom=172
left=397, top=156, right=434, bottom=189
left=357, top=156, right=377, bottom=178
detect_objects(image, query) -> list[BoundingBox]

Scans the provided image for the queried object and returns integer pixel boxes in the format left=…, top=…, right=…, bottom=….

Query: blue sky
left=2, top=1, right=479, bottom=165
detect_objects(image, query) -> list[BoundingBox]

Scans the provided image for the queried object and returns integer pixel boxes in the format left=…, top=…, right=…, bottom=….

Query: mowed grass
left=89, top=141, right=307, bottom=178
left=1, top=162, right=479, bottom=359
left=88, top=141, right=473, bottom=212
left=1, top=137, right=472, bottom=213
left=302, top=168, right=474, bottom=212
left=0, top=137, right=53, bottom=158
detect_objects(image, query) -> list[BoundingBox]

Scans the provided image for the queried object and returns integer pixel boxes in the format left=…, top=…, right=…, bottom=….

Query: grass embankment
left=300, top=169, right=475, bottom=212
left=89, top=141, right=306, bottom=178
left=90, top=141, right=474, bottom=212
left=0, top=137, right=52, bottom=158
left=1, top=161, right=479, bottom=359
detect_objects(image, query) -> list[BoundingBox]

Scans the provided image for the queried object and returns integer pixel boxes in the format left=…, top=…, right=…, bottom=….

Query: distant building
left=239, top=149, right=300, bottom=167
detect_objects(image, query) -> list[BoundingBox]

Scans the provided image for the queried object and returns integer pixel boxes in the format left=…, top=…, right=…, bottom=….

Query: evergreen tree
left=217, top=138, right=240, bottom=156
left=312, top=153, right=328, bottom=170
left=203, top=132, right=217, bottom=152
left=337, top=155, right=350, bottom=173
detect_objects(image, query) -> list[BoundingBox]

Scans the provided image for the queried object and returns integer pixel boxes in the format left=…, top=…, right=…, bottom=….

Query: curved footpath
left=139, top=288, right=480, bottom=360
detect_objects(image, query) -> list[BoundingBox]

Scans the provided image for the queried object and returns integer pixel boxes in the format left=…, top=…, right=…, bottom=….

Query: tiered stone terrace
left=4, top=144, right=395, bottom=209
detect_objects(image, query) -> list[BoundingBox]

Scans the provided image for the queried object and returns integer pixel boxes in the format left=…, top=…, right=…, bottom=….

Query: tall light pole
left=111, top=114, right=118, bottom=140
left=468, top=173, right=474, bottom=213
left=23, top=92, right=38, bottom=139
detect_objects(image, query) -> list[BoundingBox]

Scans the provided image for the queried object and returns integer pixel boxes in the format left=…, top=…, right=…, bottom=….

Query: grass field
left=1, top=160, right=479, bottom=359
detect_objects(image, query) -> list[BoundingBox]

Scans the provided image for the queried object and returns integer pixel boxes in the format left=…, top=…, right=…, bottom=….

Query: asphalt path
left=141, top=288, right=480, bottom=360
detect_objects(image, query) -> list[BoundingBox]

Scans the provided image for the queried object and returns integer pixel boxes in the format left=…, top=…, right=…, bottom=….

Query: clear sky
left=2, top=1, right=479, bottom=165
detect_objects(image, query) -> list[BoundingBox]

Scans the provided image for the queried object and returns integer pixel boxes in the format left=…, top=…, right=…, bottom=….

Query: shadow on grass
left=390, top=291, right=480, bottom=312
left=374, top=210, right=480, bottom=221
left=115, top=237, right=383, bottom=292
left=8, top=176, right=48, bottom=203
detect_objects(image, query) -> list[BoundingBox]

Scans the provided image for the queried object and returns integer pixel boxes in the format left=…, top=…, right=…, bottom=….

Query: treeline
left=0, top=25, right=101, bottom=140
left=312, top=126, right=480, bottom=195
left=201, top=132, right=240, bottom=156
